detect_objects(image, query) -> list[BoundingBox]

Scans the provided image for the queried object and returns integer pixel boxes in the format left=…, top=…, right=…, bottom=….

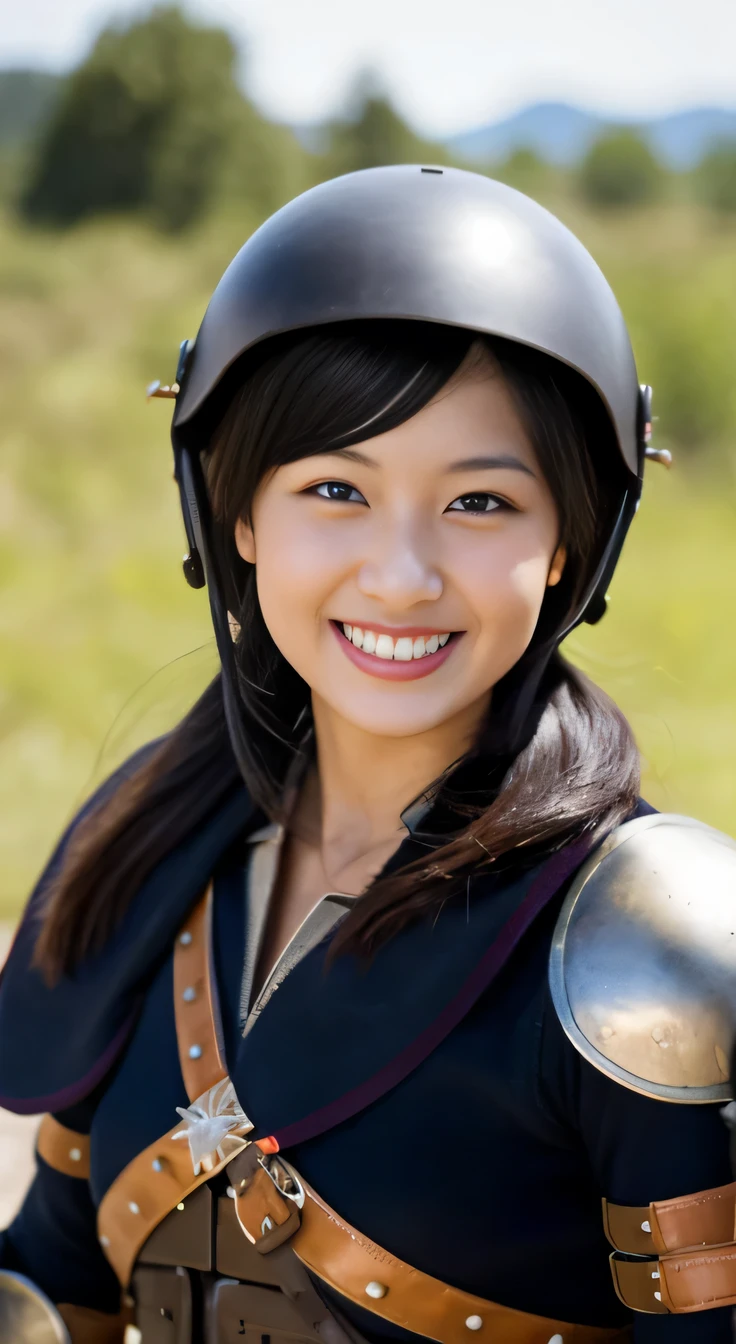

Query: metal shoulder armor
left=549, top=813, right=736, bottom=1102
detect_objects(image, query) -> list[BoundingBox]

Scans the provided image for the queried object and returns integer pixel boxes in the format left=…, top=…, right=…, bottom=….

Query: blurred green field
left=1, top=199, right=735, bottom=918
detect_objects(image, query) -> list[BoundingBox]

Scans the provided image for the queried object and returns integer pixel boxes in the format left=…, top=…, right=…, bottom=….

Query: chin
left=324, top=695, right=469, bottom=740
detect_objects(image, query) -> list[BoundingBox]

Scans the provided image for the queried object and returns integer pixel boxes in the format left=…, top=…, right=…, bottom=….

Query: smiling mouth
left=335, top=622, right=458, bottom=662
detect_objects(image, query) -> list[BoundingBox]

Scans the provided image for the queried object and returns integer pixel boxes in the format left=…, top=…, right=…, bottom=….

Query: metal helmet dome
left=153, top=165, right=655, bottom=780
left=172, top=164, right=644, bottom=481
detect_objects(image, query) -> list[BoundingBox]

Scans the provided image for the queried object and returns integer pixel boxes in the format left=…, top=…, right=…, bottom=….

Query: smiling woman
left=1, top=167, right=735, bottom=1344
left=233, top=336, right=566, bottom=723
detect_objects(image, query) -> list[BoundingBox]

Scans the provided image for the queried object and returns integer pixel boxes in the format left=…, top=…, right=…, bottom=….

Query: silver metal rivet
left=99, top=1235, right=110, bottom=1247
left=179, top=931, right=192, bottom=945
left=226, top=1185, right=235, bottom=1199
left=182, top=986, right=196, bottom=1002
left=365, top=1282, right=387, bottom=1300
left=177, top=1202, right=185, bottom=1211
left=188, top=1044, right=202, bottom=1059
left=152, top=1158, right=164, bottom=1172
left=652, top=1270, right=660, bottom=1280
left=128, top=1202, right=140, bottom=1215
left=548, top=1336, right=564, bottom=1344
left=465, top=1316, right=483, bottom=1331
left=641, top=1220, right=651, bottom=1233
left=69, top=1147, right=82, bottom=1162
left=654, top=1291, right=662, bottom=1301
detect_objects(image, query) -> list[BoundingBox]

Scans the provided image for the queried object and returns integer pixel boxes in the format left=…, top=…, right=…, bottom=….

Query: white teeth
left=342, top=626, right=452, bottom=660
left=375, top=634, right=394, bottom=659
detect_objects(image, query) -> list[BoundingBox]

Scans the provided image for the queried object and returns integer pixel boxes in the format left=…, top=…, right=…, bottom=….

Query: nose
left=356, top=520, right=443, bottom=608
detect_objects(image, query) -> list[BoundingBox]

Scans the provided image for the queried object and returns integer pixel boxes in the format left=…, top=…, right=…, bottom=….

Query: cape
left=0, top=748, right=256, bottom=1113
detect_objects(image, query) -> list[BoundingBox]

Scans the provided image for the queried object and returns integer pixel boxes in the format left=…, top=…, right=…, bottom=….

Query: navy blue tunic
left=0, top=757, right=732, bottom=1341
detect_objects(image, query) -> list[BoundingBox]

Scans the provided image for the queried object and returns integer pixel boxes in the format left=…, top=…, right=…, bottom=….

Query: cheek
left=250, top=507, right=349, bottom=659
left=462, top=533, right=555, bottom=651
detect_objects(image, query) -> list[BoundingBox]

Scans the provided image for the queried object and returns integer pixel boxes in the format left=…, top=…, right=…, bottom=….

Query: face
left=234, top=359, right=565, bottom=742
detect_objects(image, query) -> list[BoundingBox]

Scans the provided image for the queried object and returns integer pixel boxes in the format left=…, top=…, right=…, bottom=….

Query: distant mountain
left=448, top=101, right=736, bottom=168
left=0, top=69, right=63, bottom=147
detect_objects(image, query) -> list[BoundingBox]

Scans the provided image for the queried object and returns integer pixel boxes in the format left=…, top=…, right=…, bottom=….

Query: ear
left=547, top=544, right=566, bottom=588
left=234, top=516, right=256, bottom=565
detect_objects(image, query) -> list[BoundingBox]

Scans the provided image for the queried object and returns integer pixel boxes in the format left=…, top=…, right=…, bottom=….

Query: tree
left=322, top=75, right=448, bottom=179
left=19, top=6, right=306, bottom=231
left=695, top=143, right=736, bottom=214
left=578, top=129, right=663, bottom=208
left=493, top=148, right=550, bottom=196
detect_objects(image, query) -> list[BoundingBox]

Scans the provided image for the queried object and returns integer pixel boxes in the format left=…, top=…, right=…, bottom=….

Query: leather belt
left=603, top=1184, right=736, bottom=1257
left=36, top=1115, right=90, bottom=1180
left=602, top=1185, right=736, bottom=1315
left=610, top=1244, right=736, bottom=1315
left=229, top=1146, right=630, bottom=1344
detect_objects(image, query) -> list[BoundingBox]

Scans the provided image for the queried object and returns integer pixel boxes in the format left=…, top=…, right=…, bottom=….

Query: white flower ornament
left=173, top=1077, right=254, bottom=1175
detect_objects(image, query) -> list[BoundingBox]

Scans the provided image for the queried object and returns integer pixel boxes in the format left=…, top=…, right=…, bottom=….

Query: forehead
left=334, top=365, right=537, bottom=472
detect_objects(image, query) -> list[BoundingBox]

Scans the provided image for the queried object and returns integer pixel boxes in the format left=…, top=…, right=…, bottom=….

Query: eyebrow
left=446, top=454, right=536, bottom=478
left=319, top=448, right=536, bottom=478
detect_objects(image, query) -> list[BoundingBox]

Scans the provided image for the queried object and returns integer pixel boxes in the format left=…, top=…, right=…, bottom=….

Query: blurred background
left=1, top=0, right=736, bottom=935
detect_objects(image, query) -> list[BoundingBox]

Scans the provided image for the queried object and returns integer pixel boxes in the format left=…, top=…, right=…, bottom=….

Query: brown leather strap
left=296, top=1181, right=629, bottom=1343
left=57, top=1301, right=133, bottom=1344
left=36, top=1115, right=91, bottom=1179
left=173, top=881, right=227, bottom=1098
left=611, top=1242, right=736, bottom=1314
left=230, top=1149, right=630, bottom=1344
left=603, top=1181, right=736, bottom=1255
left=97, top=890, right=254, bottom=1285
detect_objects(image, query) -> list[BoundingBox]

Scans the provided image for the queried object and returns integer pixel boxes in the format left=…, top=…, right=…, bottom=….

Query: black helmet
left=153, top=166, right=654, bottom=772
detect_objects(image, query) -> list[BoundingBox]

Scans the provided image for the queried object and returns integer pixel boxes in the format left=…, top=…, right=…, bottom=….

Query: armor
left=0, top=1270, right=70, bottom=1342
left=549, top=812, right=736, bottom=1102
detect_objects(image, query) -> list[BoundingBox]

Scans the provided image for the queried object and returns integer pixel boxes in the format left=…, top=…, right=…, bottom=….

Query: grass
left=1, top=200, right=735, bottom=918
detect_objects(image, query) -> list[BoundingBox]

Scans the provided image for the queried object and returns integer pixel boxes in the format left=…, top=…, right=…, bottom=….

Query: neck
left=301, top=692, right=491, bottom=878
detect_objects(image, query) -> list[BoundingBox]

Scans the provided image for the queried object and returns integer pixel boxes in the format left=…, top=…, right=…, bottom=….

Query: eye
left=446, top=492, right=507, bottom=515
left=313, top=481, right=367, bottom=504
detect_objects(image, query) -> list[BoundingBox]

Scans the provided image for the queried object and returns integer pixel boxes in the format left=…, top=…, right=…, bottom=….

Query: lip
left=336, top=620, right=458, bottom=639
left=330, top=620, right=462, bottom=682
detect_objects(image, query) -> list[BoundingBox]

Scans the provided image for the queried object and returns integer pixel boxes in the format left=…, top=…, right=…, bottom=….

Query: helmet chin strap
left=175, top=441, right=254, bottom=782
left=567, top=484, right=640, bottom=634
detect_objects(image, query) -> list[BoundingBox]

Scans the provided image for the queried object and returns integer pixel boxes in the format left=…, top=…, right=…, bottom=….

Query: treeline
left=7, top=6, right=736, bottom=232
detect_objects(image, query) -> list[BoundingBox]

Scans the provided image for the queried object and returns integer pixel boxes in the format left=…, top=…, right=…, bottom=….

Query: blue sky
left=2, top=0, right=734, bottom=135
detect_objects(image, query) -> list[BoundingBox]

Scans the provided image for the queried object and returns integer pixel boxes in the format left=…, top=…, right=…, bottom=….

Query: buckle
left=228, top=1146, right=303, bottom=1253
left=264, top=1155, right=305, bottom=1210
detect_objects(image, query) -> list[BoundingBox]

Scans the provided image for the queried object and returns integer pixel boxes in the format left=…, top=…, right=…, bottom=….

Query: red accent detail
left=256, top=1135, right=280, bottom=1154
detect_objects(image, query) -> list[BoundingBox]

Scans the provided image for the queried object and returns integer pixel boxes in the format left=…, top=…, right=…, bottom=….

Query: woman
left=1, top=165, right=735, bottom=1344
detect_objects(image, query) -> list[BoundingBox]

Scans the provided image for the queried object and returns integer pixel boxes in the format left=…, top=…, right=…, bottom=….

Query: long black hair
left=35, top=320, right=639, bottom=979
